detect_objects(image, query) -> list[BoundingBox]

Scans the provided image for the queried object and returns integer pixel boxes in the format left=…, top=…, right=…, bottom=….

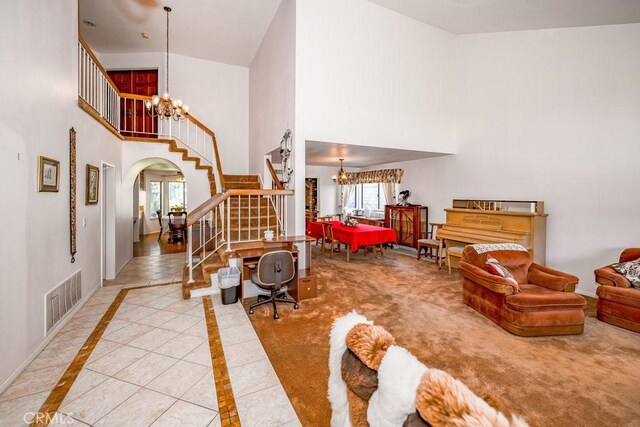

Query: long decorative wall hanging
left=69, top=127, right=77, bottom=263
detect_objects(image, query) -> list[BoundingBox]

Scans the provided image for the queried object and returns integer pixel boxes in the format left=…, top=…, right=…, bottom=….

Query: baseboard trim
left=0, top=283, right=102, bottom=395
left=576, top=289, right=596, bottom=298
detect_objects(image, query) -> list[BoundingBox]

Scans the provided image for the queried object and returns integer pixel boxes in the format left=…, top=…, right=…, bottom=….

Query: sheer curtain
left=341, top=185, right=355, bottom=215
left=382, top=182, right=396, bottom=207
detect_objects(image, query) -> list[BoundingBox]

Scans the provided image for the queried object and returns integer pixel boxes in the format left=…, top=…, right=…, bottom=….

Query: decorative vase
left=264, top=230, right=274, bottom=241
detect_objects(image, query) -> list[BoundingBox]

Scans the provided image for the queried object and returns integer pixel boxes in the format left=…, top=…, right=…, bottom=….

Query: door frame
left=101, top=162, right=116, bottom=283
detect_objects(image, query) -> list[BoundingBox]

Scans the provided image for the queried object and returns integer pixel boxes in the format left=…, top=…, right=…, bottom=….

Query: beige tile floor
left=103, top=253, right=186, bottom=287
left=0, top=280, right=301, bottom=426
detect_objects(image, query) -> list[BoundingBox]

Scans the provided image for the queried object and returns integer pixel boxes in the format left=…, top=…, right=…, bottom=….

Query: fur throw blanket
left=328, top=312, right=527, bottom=427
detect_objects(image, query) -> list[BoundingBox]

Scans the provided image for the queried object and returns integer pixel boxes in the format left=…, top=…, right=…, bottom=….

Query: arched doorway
left=103, top=157, right=190, bottom=287
left=133, top=160, right=189, bottom=257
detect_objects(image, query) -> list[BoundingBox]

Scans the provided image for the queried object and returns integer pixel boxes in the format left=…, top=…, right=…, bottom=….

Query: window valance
left=342, top=169, right=403, bottom=185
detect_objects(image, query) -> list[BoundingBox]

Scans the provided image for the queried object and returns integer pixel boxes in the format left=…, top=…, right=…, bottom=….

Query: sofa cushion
left=612, top=260, right=640, bottom=288
left=505, top=285, right=586, bottom=312
left=462, top=246, right=532, bottom=284
left=486, top=255, right=520, bottom=292
left=597, top=285, right=640, bottom=309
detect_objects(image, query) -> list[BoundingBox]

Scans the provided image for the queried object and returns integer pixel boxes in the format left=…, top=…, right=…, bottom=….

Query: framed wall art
left=38, top=156, right=60, bottom=192
left=86, top=164, right=99, bottom=205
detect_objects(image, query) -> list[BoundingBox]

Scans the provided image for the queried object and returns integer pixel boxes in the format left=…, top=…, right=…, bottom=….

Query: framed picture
left=86, top=164, right=99, bottom=205
left=38, top=156, right=60, bottom=192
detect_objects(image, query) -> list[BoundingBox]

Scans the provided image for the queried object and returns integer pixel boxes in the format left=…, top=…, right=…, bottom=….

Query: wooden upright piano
left=437, top=199, right=547, bottom=269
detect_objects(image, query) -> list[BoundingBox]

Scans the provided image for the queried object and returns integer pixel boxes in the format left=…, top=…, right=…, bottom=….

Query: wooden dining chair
left=363, top=244, right=384, bottom=257
left=417, top=223, right=445, bottom=269
left=321, top=223, right=341, bottom=258
left=168, top=211, right=187, bottom=243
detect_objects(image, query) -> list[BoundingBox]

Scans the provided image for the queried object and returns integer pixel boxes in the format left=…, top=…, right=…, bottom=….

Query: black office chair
left=249, top=250, right=299, bottom=319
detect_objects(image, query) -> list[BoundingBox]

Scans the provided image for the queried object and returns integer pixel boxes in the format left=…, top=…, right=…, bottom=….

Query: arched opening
left=104, top=157, right=190, bottom=287
left=128, top=158, right=189, bottom=256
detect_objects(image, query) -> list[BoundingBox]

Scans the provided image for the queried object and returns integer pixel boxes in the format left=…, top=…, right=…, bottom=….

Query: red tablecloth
left=306, top=221, right=397, bottom=252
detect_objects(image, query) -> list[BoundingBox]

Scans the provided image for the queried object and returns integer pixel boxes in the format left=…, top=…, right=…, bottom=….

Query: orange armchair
left=594, top=248, right=640, bottom=333
left=459, top=244, right=586, bottom=336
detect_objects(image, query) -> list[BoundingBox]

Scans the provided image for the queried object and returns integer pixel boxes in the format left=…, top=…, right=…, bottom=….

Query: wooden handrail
left=78, top=36, right=226, bottom=191
left=266, top=159, right=284, bottom=190
left=187, top=189, right=294, bottom=227
left=118, top=92, right=225, bottom=188
left=78, top=35, right=120, bottom=91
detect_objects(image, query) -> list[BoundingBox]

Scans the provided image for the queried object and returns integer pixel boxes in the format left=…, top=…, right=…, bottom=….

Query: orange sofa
left=459, top=244, right=586, bottom=336
left=594, top=248, right=640, bottom=333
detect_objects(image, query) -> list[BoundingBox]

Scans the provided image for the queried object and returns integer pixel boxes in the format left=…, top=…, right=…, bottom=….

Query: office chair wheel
left=249, top=309, right=254, bottom=315
left=294, top=303, right=299, bottom=309
left=273, top=312, right=279, bottom=320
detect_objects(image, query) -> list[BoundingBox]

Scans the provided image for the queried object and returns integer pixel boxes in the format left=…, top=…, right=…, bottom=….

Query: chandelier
left=332, top=159, right=348, bottom=185
left=145, top=6, right=189, bottom=121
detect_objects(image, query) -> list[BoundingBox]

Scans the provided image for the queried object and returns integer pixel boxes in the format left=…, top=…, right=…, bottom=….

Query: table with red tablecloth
left=307, top=220, right=397, bottom=261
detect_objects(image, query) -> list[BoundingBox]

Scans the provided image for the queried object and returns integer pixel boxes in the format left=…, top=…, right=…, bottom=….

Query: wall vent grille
left=45, top=270, right=82, bottom=335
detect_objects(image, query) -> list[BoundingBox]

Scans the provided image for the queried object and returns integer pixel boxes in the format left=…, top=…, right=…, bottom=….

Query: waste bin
left=218, top=267, right=241, bottom=305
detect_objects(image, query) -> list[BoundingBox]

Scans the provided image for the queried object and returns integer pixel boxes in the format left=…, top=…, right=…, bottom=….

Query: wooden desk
left=235, top=247, right=302, bottom=302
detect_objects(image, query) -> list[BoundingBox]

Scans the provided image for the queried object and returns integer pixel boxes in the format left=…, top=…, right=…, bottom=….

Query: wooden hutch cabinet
left=384, top=205, right=428, bottom=248
left=305, top=178, right=318, bottom=227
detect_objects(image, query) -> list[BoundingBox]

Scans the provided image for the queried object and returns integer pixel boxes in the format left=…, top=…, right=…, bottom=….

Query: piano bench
left=446, top=246, right=464, bottom=274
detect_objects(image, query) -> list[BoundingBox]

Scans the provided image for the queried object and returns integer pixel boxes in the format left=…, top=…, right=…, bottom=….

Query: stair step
left=224, top=174, right=260, bottom=183
left=228, top=197, right=275, bottom=207
left=228, top=207, right=275, bottom=217
left=228, top=218, right=280, bottom=228
left=225, top=182, right=261, bottom=190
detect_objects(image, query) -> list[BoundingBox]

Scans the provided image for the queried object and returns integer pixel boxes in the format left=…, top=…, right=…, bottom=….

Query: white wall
left=0, top=0, right=128, bottom=390
left=249, top=0, right=298, bottom=233
left=249, top=0, right=297, bottom=177
left=295, top=0, right=456, bottom=153
left=98, top=52, right=249, bottom=175
left=293, top=0, right=457, bottom=235
left=377, top=23, right=640, bottom=296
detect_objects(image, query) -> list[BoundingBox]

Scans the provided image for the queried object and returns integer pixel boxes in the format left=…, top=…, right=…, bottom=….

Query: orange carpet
left=245, top=248, right=640, bottom=427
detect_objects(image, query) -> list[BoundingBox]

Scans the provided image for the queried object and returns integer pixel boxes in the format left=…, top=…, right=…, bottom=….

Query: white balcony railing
left=77, top=39, right=223, bottom=192
left=78, top=41, right=120, bottom=131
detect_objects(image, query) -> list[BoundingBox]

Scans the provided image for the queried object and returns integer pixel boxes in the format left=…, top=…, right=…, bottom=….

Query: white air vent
left=45, top=270, right=82, bottom=334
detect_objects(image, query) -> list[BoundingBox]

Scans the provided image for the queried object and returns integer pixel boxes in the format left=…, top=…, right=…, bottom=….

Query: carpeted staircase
left=181, top=174, right=283, bottom=298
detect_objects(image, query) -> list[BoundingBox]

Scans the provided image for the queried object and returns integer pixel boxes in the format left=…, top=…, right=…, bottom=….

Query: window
left=168, top=181, right=187, bottom=211
left=347, top=183, right=387, bottom=210
left=361, top=183, right=384, bottom=210
left=149, top=181, right=162, bottom=218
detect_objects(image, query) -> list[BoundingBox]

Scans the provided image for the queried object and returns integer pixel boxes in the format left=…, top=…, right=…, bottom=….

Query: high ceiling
left=367, top=0, right=640, bottom=34
left=79, top=1, right=640, bottom=67
left=305, top=141, right=445, bottom=168
left=78, top=0, right=281, bottom=66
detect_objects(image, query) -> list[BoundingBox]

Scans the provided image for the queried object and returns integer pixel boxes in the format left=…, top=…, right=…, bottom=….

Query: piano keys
left=437, top=200, right=547, bottom=268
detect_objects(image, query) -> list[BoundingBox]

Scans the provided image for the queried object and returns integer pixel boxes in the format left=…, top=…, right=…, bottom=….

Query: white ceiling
left=305, top=141, right=445, bottom=168
left=79, top=1, right=640, bottom=67
left=78, top=0, right=281, bottom=66
left=366, top=0, right=640, bottom=34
